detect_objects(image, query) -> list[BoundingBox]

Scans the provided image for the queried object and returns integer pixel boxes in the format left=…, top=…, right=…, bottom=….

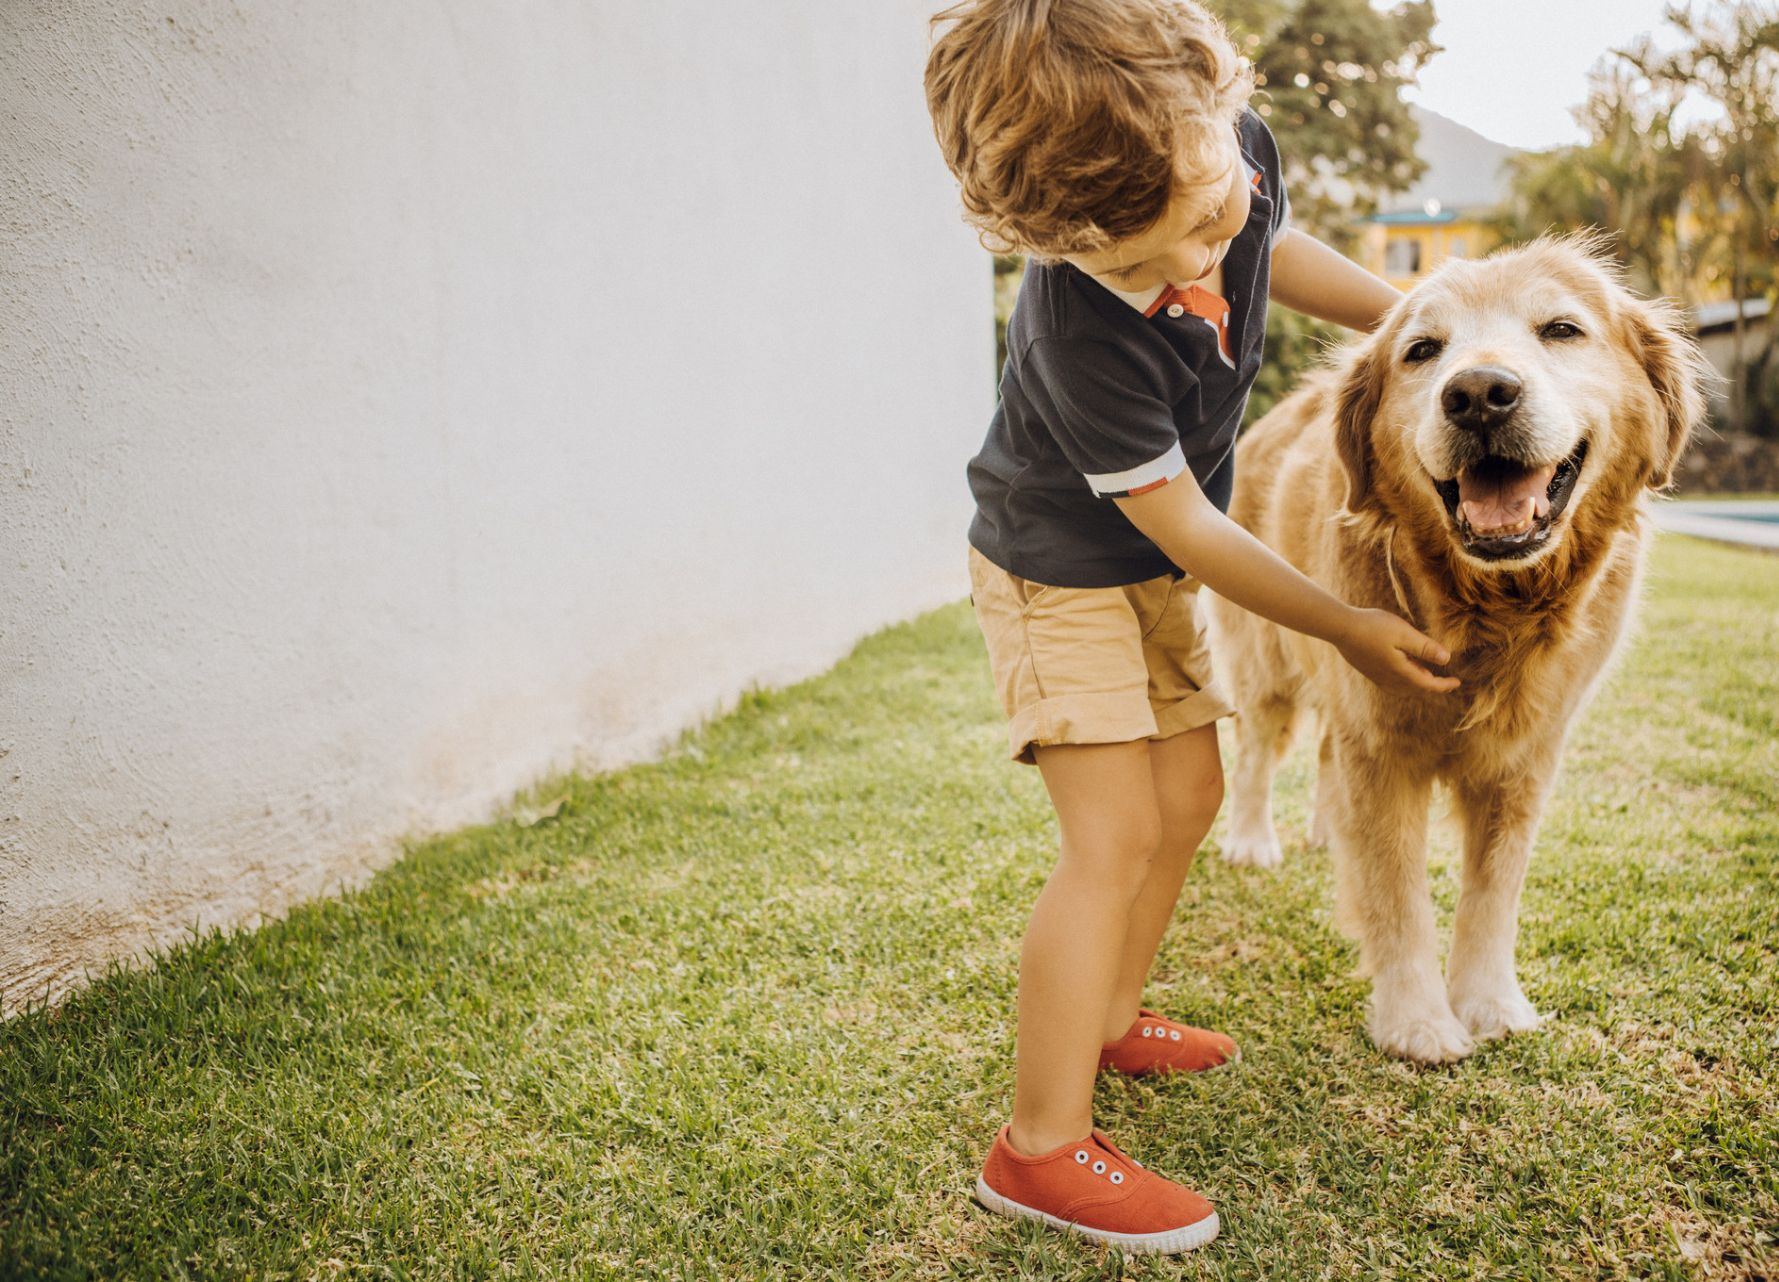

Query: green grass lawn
left=3, top=535, right=1775, bottom=1281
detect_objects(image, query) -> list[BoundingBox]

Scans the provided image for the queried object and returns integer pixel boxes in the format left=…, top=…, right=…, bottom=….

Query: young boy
left=924, top=0, right=1460, bottom=1255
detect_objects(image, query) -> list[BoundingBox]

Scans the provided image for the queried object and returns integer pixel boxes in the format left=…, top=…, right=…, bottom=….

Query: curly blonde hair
left=924, top=0, right=1254, bottom=258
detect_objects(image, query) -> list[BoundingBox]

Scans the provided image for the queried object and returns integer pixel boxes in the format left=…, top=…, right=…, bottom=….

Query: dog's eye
left=1540, top=320, right=1584, bottom=341
left=1404, top=338, right=1444, bottom=364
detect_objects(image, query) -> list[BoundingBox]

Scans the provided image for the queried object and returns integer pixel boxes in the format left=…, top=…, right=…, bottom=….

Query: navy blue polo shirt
left=966, top=108, right=1291, bottom=588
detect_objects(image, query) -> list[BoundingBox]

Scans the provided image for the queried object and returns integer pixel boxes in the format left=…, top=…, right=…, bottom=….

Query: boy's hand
left=1333, top=607, right=1460, bottom=695
left=1115, top=474, right=1459, bottom=696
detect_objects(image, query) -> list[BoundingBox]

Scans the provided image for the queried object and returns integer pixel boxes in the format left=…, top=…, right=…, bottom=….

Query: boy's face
left=1062, top=131, right=1251, bottom=294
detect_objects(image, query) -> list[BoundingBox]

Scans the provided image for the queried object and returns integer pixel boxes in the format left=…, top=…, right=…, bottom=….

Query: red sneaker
left=974, top=1123, right=1220, bottom=1254
left=1098, top=1009, right=1239, bottom=1076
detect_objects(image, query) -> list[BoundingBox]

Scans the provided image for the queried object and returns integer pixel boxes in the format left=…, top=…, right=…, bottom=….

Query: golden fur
left=1207, top=237, right=1709, bottom=1062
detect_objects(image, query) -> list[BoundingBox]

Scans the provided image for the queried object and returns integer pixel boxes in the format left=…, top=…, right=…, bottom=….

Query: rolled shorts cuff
left=1007, top=689, right=1157, bottom=765
left=1152, top=682, right=1236, bottom=741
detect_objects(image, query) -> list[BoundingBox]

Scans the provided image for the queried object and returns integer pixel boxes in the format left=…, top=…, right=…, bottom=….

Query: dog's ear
left=1333, top=335, right=1390, bottom=514
left=1623, top=296, right=1710, bottom=491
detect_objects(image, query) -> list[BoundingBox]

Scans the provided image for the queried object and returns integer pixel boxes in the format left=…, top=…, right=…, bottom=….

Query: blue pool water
left=1656, top=502, right=1779, bottom=548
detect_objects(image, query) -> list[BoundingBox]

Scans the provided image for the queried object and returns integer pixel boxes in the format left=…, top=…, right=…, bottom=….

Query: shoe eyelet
left=1091, top=1160, right=1107, bottom=1175
left=1170, top=1030, right=1182, bottom=1041
left=1110, top=1171, right=1124, bottom=1185
left=1140, top=1027, right=1152, bottom=1038
left=1074, top=1150, right=1089, bottom=1164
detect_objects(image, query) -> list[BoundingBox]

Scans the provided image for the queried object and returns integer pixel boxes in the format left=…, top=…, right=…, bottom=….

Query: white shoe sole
left=1100, top=1047, right=1241, bottom=1074
left=974, top=1177, right=1221, bottom=1254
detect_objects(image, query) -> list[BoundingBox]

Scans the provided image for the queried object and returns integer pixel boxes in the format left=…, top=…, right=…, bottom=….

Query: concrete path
left=1651, top=499, right=1779, bottom=551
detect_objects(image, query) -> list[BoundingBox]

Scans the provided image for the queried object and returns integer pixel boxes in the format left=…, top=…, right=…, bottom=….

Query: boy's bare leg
left=1100, top=724, right=1225, bottom=1041
left=1008, top=739, right=1164, bottom=1157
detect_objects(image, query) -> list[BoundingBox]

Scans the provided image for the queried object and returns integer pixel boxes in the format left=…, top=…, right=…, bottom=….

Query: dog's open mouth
left=1432, top=440, right=1588, bottom=561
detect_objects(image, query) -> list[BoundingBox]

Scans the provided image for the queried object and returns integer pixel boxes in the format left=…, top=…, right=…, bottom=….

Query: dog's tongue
left=1457, top=459, right=1557, bottom=534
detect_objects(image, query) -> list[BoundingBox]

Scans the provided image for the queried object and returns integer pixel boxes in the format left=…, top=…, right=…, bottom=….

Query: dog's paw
left=1220, top=828, right=1284, bottom=868
left=1369, top=1003, right=1476, bottom=1065
left=1451, top=989, right=1543, bottom=1042
left=1305, top=813, right=1331, bottom=850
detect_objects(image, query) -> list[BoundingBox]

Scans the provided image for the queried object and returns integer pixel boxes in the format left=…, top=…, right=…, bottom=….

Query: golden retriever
left=1207, top=237, right=1708, bottom=1063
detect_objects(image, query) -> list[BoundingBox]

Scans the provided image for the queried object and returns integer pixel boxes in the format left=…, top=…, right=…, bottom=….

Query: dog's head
left=1334, top=236, right=1709, bottom=567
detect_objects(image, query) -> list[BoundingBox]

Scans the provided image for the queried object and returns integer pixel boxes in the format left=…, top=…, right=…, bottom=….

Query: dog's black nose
left=1441, top=366, right=1522, bottom=432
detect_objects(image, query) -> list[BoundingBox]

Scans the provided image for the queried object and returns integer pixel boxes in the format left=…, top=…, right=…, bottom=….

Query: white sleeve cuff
left=1083, top=441, right=1186, bottom=498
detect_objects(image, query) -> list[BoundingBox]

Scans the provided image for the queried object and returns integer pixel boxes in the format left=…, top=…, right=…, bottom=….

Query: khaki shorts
left=967, top=544, right=1235, bottom=765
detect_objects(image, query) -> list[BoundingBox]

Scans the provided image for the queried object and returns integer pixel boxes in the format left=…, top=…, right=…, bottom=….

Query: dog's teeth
left=1467, top=514, right=1536, bottom=538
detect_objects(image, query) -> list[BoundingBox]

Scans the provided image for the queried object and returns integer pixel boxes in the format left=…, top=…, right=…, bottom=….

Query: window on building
left=1385, top=237, right=1423, bottom=276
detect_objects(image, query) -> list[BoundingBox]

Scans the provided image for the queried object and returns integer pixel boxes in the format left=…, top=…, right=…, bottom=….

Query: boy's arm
left=1114, top=467, right=1458, bottom=695
left=1269, top=228, right=1403, bottom=333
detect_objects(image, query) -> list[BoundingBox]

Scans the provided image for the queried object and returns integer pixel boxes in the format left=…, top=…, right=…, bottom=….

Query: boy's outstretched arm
left=1114, top=466, right=1458, bottom=696
left=1269, top=228, right=1403, bottom=333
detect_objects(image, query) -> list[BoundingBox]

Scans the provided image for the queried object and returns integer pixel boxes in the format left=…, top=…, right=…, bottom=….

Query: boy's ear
left=1333, top=335, right=1391, bottom=514
left=1621, top=295, right=1710, bottom=491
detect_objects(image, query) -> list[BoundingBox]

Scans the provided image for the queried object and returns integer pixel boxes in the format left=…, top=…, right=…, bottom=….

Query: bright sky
left=1403, top=0, right=1693, bottom=150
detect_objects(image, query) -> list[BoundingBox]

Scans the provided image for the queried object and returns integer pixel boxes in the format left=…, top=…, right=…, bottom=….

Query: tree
left=1629, top=2, right=1779, bottom=434
left=1220, top=0, right=1439, bottom=248
left=1491, top=61, right=1704, bottom=301
left=1221, top=0, right=1441, bottom=422
left=1496, top=2, right=1779, bottom=434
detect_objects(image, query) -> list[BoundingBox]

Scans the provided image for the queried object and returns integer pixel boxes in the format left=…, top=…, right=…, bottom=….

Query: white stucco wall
left=0, top=2, right=990, bottom=1013
left=1698, top=318, right=1771, bottom=420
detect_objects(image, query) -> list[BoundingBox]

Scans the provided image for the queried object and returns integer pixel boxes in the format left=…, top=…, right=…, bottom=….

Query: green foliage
left=1641, top=1, right=1779, bottom=436
left=1251, top=305, right=1347, bottom=422
left=1491, top=63, right=1706, bottom=300
left=993, top=252, right=1022, bottom=384
left=1496, top=2, right=1779, bottom=433
left=1630, top=2, right=1779, bottom=302
left=1, top=536, right=1775, bottom=1278
left=1218, top=0, right=1440, bottom=248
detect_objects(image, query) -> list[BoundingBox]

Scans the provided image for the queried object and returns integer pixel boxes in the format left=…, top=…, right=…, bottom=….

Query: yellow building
left=1353, top=108, right=1515, bottom=290
left=1356, top=200, right=1501, bottom=292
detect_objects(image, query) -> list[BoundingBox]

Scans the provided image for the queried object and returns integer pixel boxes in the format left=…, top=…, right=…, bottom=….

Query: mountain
left=1379, top=106, right=1521, bottom=216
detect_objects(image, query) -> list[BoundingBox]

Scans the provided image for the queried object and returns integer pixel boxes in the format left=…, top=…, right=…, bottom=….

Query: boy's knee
left=1160, top=769, right=1225, bottom=856
left=1193, top=768, right=1226, bottom=822
left=1129, top=811, right=1167, bottom=868
left=1113, top=811, right=1167, bottom=872
left=1062, top=808, right=1165, bottom=892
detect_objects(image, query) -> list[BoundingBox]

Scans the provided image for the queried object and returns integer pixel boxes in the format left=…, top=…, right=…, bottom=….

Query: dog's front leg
left=1331, top=734, right=1474, bottom=1064
left=1446, top=770, right=1553, bottom=1041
